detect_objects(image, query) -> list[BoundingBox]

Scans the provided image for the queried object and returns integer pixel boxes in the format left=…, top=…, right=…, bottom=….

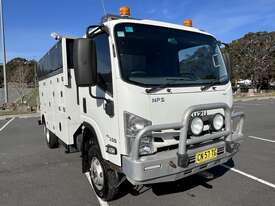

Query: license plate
left=195, top=148, right=217, bottom=164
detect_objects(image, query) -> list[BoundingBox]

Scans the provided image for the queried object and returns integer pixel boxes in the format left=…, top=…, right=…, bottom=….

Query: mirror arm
left=100, top=26, right=109, bottom=35
left=220, top=41, right=229, bottom=48
left=86, top=25, right=109, bottom=38
left=86, top=25, right=99, bottom=37
left=88, top=85, right=109, bottom=102
left=88, top=85, right=114, bottom=117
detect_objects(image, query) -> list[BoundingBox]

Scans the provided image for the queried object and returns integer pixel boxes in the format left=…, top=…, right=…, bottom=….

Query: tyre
left=44, top=125, right=59, bottom=149
left=88, top=144, right=119, bottom=201
left=76, top=133, right=83, bottom=152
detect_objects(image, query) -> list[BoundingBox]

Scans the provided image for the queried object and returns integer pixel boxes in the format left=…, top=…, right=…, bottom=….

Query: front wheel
left=88, top=145, right=120, bottom=201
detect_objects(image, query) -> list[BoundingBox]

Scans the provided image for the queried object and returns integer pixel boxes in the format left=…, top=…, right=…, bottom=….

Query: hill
left=227, top=31, right=275, bottom=88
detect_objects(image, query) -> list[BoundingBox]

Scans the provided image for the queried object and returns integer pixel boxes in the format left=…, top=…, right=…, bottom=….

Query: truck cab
left=38, top=7, right=245, bottom=201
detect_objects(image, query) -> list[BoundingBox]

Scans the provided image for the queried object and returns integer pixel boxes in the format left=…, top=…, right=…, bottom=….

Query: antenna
left=100, top=0, right=106, bottom=15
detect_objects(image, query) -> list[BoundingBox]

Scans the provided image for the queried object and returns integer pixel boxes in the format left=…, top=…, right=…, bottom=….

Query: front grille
left=189, top=156, right=196, bottom=164
left=217, top=147, right=225, bottom=155
left=157, top=144, right=178, bottom=152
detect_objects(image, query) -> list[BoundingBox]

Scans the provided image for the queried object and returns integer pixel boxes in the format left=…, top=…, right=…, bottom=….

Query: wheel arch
left=81, top=121, right=107, bottom=173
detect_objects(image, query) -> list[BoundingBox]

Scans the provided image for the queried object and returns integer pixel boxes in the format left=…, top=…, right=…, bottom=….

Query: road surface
left=0, top=99, right=275, bottom=206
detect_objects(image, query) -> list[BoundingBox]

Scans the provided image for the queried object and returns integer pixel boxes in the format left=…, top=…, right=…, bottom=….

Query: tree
left=7, top=58, right=37, bottom=103
left=227, top=31, right=275, bottom=90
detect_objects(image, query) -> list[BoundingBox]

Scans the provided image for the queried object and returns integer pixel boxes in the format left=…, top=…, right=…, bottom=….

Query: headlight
left=212, top=113, right=224, bottom=131
left=190, top=117, right=204, bottom=136
left=124, top=112, right=153, bottom=155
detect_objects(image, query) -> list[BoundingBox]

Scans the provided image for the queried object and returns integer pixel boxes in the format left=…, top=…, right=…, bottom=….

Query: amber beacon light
left=120, top=6, right=131, bottom=17
left=183, top=19, right=193, bottom=27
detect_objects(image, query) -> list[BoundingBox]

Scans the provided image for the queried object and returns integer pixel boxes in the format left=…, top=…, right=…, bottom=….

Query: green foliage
left=26, top=88, right=38, bottom=108
left=6, top=58, right=37, bottom=84
left=227, top=31, right=275, bottom=86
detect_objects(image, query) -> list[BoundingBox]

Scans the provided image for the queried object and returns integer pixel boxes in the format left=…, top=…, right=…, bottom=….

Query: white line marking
left=222, top=164, right=275, bottom=189
left=85, top=172, right=109, bottom=206
left=248, top=136, right=275, bottom=144
left=0, top=117, right=15, bottom=132
left=238, top=103, right=263, bottom=106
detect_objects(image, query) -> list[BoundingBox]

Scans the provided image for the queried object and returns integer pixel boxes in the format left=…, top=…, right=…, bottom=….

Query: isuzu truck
left=38, top=7, right=245, bottom=201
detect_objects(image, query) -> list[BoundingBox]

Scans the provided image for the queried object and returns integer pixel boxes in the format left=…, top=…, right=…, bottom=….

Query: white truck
left=38, top=7, right=245, bottom=201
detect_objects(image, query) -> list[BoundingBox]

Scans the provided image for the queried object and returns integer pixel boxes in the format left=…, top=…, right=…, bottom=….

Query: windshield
left=114, top=23, right=229, bottom=87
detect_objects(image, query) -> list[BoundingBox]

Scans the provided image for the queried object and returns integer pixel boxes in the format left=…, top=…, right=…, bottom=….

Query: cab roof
left=102, top=16, right=214, bottom=38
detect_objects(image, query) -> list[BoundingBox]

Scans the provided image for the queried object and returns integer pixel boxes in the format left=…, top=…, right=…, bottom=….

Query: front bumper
left=122, top=103, right=245, bottom=185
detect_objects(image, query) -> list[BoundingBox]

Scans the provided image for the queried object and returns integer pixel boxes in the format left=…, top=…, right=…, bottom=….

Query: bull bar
left=122, top=103, right=245, bottom=185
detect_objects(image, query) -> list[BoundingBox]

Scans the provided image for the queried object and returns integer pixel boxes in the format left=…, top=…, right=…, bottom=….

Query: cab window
left=93, top=33, right=113, bottom=95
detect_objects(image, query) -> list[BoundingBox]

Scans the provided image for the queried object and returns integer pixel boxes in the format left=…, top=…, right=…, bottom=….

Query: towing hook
left=226, top=141, right=240, bottom=153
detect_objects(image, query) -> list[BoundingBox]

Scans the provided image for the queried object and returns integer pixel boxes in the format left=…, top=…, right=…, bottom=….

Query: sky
left=2, top=0, right=275, bottom=61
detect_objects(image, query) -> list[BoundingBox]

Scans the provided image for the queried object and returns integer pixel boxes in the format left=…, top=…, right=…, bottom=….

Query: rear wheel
left=88, top=144, right=120, bottom=201
left=44, top=125, right=59, bottom=149
left=76, top=134, right=83, bottom=152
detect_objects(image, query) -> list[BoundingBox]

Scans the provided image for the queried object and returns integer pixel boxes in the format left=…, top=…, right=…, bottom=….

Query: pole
left=33, top=58, right=37, bottom=88
left=0, top=0, right=8, bottom=103
left=100, top=0, right=106, bottom=16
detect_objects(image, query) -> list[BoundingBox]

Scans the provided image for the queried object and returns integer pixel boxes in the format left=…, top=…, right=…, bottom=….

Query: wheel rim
left=90, top=157, right=104, bottom=191
left=46, top=127, right=50, bottom=143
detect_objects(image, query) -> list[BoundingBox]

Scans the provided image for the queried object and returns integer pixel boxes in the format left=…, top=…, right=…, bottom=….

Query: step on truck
left=37, top=6, right=245, bottom=201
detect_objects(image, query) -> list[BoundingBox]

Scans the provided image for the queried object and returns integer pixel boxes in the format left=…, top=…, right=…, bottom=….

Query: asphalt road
left=0, top=99, right=275, bottom=206
left=0, top=118, right=9, bottom=129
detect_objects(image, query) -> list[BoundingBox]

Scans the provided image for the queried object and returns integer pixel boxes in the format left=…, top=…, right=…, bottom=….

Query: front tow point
left=177, top=153, right=189, bottom=168
left=226, top=141, right=240, bottom=153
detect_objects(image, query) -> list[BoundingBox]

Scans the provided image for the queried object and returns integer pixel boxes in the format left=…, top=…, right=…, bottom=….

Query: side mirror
left=73, top=38, right=97, bottom=86
left=219, top=42, right=232, bottom=79
left=222, top=52, right=232, bottom=79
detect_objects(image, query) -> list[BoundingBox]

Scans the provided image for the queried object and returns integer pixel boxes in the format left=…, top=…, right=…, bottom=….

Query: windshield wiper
left=201, top=80, right=220, bottom=91
left=145, top=83, right=172, bottom=93
left=145, top=78, right=187, bottom=93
